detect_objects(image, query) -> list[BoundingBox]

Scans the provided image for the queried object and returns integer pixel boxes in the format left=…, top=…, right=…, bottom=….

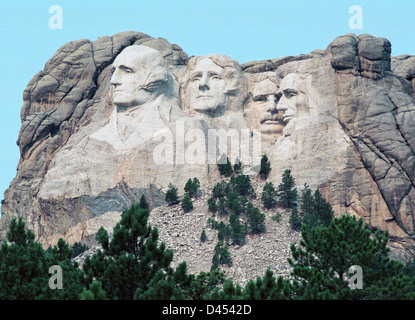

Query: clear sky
left=0, top=0, right=414, bottom=205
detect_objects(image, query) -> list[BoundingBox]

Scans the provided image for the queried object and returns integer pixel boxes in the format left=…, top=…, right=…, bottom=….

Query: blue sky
left=0, top=0, right=414, bottom=203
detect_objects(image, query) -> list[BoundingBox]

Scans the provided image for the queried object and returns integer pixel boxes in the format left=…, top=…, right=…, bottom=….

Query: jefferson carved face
left=276, top=73, right=307, bottom=125
left=245, top=77, right=285, bottom=135
left=188, top=58, right=227, bottom=113
left=110, top=45, right=168, bottom=110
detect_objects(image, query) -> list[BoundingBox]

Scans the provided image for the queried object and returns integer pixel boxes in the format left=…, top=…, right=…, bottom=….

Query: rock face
left=1, top=32, right=415, bottom=264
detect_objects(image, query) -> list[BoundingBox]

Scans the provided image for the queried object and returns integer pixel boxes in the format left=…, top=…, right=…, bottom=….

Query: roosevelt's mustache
left=260, top=113, right=284, bottom=124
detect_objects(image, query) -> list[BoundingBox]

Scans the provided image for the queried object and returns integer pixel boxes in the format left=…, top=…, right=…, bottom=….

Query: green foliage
left=0, top=217, right=84, bottom=300
left=181, top=194, right=194, bottom=213
left=200, top=230, right=208, bottom=242
left=271, top=212, right=282, bottom=222
left=217, top=155, right=233, bottom=177
left=207, top=197, right=218, bottom=213
left=289, top=184, right=334, bottom=231
left=83, top=204, right=176, bottom=300
left=233, top=157, right=242, bottom=174
left=138, top=194, right=149, bottom=210
left=259, top=155, right=271, bottom=179
left=277, top=169, right=298, bottom=209
left=261, top=181, right=278, bottom=209
left=212, top=181, right=227, bottom=199
left=246, top=202, right=266, bottom=234
left=184, top=177, right=201, bottom=198
left=232, top=174, right=253, bottom=197
left=211, top=241, right=232, bottom=271
left=288, top=215, right=415, bottom=300
left=71, top=242, right=89, bottom=258
left=165, top=183, right=179, bottom=206
left=229, top=213, right=246, bottom=245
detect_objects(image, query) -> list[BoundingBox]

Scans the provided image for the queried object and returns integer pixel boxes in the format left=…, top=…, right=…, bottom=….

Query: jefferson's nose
left=198, top=75, right=209, bottom=91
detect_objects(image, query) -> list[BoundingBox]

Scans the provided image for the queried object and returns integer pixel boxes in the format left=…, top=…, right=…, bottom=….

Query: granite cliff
left=1, top=31, right=415, bottom=268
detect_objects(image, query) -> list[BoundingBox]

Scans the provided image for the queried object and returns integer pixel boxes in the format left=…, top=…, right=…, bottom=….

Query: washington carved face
left=110, top=46, right=168, bottom=110
left=276, top=73, right=307, bottom=125
left=188, top=58, right=227, bottom=114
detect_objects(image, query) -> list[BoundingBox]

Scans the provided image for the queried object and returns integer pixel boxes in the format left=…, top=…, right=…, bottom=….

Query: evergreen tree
left=276, top=169, right=298, bottom=208
left=200, top=230, right=208, bottom=242
left=184, top=177, right=200, bottom=198
left=289, top=208, right=302, bottom=231
left=138, top=194, right=149, bottom=210
left=233, top=157, right=242, bottom=174
left=207, top=197, right=218, bottom=213
left=259, top=155, right=271, bottom=179
left=82, top=204, right=176, bottom=300
left=181, top=194, right=194, bottom=213
left=217, top=155, right=233, bottom=177
left=212, top=181, right=227, bottom=199
left=246, top=204, right=266, bottom=234
left=288, top=215, right=415, bottom=300
left=233, top=174, right=253, bottom=197
left=261, top=181, right=278, bottom=209
left=165, top=183, right=179, bottom=206
left=71, top=242, right=89, bottom=258
left=229, top=213, right=246, bottom=245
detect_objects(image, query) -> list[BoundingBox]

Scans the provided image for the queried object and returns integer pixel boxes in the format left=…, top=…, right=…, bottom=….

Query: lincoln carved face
left=276, top=73, right=307, bottom=125
left=182, top=54, right=246, bottom=116
left=110, top=45, right=168, bottom=111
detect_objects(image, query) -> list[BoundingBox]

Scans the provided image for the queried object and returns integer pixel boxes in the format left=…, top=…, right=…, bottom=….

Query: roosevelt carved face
left=110, top=45, right=168, bottom=111
left=245, top=77, right=285, bottom=136
left=188, top=58, right=227, bottom=114
left=276, top=73, right=307, bottom=126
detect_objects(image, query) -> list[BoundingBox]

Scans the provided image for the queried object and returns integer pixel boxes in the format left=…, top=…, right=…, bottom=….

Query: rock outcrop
left=1, top=32, right=415, bottom=267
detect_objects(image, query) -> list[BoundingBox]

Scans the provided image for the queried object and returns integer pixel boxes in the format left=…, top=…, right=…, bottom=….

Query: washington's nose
left=110, top=69, right=122, bottom=86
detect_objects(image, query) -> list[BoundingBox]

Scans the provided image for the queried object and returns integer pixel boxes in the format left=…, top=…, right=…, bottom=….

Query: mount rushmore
left=1, top=31, right=415, bottom=261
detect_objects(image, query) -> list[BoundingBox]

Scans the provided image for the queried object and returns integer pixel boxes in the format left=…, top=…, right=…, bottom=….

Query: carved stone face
left=187, top=58, right=227, bottom=114
left=110, top=46, right=168, bottom=110
left=276, top=73, right=307, bottom=125
left=246, top=78, right=285, bottom=135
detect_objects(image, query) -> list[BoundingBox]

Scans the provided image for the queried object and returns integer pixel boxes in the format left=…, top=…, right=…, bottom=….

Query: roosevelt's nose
left=266, top=95, right=278, bottom=113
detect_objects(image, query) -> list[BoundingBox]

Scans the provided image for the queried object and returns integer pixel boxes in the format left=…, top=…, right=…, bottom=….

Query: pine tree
left=246, top=204, right=266, bottom=234
left=165, top=183, right=179, bottom=206
left=233, top=157, right=242, bottom=174
left=200, top=230, right=208, bottom=242
left=212, top=181, right=227, bottom=199
left=138, top=194, right=149, bottom=210
left=276, top=169, right=298, bottom=208
left=229, top=212, right=246, bottom=245
left=288, top=215, right=415, bottom=300
left=289, top=208, right=302, bottom=231
left=259, top=154, right=271, bottom=179
left=82, top=204, right=176, bottom=300
left=181, top=194, right=194, bottom=213
left=207, top=197, right=218, bottom=213
left=261, top=181, right=277, bottom=209
left=217, top=155, right=233, bottom=177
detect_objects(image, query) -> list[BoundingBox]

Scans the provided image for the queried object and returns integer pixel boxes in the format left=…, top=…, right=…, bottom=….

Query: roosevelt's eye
left=253, top=94, right=267, bottom=102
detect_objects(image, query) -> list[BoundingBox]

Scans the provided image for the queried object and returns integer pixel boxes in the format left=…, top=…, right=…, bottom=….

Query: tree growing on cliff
left=138, top=194, right=149, bottom=210
left=181, top=194, right=194, bottom=213
left=288, top=215, right=415, bottom=300
left=184, top=177, right=201, bottom=198
left=82, top=204, right=187, bottom=300
left=261, top=181, right=277, bottom=209
left=259, top=155, right=271, bottom=179
left=277, top=169, right=298, bottom=208
left=165, top=183, right=179, bottom=206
